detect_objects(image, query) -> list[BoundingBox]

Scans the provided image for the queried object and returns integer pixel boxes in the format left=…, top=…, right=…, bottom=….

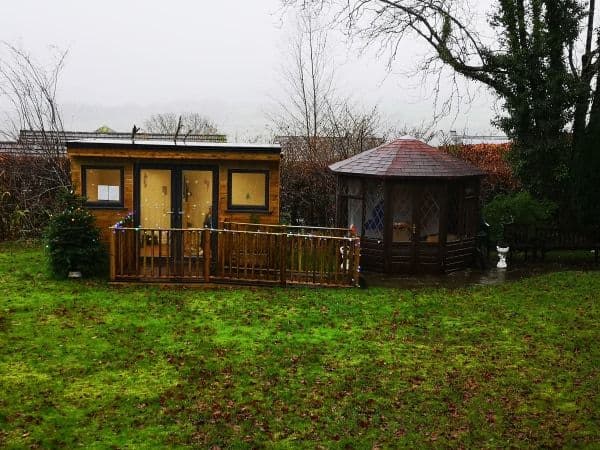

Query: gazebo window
left=392, top=185, right=413, bottom=242
left=347, top=178, right=362, bottom=197
left=340, top=178, right=363, bottom=235
left=348, top=198, right=363, bottom=236
left=463, top=183, right=479, bottom=238
left=447, top=185, right=462, bottom=242
left=364, top=180, right=384, bottom=239
left=419, top=188, right=441, bottom=242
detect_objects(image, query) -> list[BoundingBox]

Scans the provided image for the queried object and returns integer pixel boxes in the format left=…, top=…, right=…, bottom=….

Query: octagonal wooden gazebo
left=329, top=136, right=485, bottom=273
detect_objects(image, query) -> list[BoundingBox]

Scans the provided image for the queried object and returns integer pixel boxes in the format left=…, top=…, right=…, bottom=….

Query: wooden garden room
left=330, top=137, right=485, bottom=274
left=67, top=139, right=360, bottom=287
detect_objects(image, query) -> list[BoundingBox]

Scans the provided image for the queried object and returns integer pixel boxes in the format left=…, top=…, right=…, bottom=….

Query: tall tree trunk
left=572, top=0, right=595, bottom=148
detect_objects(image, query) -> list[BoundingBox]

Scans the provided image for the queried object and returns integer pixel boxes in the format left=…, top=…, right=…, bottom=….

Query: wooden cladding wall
left=360, top=238, right=385, bottom=272
left=68, top=145, right=281, bottom=242
left=362, top=236, right=476, bottom=274
left=443, top=238, right=476, bottom=273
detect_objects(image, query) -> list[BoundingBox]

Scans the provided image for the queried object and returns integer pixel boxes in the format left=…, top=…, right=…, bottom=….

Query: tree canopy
left=143, top=112, right=220, bottom=135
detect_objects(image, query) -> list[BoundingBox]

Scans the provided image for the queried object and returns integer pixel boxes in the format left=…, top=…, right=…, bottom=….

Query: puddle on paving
left=362, top=258, right=599, bottom=290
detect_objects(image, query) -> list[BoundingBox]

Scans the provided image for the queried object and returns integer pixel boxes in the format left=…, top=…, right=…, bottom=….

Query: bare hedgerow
left=0, top=42, right=71, bottom=240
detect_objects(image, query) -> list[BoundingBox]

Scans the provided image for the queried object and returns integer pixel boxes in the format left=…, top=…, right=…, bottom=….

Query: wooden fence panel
left=110, top=224, right=360, bottom=287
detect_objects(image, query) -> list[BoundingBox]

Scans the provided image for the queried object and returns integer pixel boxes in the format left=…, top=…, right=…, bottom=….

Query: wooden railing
left=221, top=221, right=351, bottom=237
left=110, top=228, right=212, bottom=282
left=109, top=225, right=360, bottom=287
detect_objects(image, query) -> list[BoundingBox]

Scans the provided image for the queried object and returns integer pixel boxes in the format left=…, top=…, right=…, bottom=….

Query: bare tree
left=273, top=12, right=387, bottom=225
left=273, top=12, right=332, bottom=159
left=0, top=42, right=70, bottom=186
left=143, top=112, right=220, bottom=135
left=0, top=42, right=72, bottom=239
left=273, top=11, right=384, bottom=162
left=324, top=100, right=383, bottom=159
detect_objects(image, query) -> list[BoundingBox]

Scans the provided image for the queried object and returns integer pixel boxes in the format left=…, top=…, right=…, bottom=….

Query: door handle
left=412, top=223, right=417, bottom=235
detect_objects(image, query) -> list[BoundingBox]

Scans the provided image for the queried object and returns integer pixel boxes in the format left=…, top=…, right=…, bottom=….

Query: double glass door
left=138, top=166, right=216, bottom=258
left=139, top=167, right=215, bottom=230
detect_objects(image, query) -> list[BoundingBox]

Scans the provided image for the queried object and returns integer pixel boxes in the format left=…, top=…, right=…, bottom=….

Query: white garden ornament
left=496, top=246, right=509, bottom=269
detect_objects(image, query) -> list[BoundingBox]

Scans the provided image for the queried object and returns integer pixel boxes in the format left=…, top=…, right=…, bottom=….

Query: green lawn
left=0, top=244, right=599, bottom=448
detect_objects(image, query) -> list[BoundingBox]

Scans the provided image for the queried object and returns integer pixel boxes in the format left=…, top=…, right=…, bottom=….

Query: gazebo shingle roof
left=329, top=136, right=485, bottom=178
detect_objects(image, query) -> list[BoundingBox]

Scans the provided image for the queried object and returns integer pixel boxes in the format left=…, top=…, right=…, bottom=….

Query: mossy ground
left=0, top=243, right=598, bottom=448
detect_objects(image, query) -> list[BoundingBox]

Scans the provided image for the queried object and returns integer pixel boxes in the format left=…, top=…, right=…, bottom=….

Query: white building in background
left=449, top=130, right=510, bottom=145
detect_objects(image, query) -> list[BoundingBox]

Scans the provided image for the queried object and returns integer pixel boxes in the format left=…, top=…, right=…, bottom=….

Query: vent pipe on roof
left=173, top=116, right=182, bottom=145
left=131, top=125, right=140, bottom=144
left=183, top=129, right=192, bottom=144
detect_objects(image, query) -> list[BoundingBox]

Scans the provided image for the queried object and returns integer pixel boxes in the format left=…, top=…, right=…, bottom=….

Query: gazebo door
left=413, top=186, right=442, bottom=272
left=390, top=184, right=417, bottom=272
left=390, top=184, right=442, bottom=273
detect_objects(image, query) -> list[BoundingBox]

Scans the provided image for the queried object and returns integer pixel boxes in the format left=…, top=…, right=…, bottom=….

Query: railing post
left=218, top=231, right=225, bottom=277
left=352, top=234, right=360, bottom=288
left=109, top=228, right=116, bottom=281
left=280, top=228, right=287, bottom=286
left=203, top=228, right=211, bottom=282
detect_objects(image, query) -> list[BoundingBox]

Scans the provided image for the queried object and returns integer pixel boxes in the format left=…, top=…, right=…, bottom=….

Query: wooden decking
left=110, top=223, right=361, bottom=287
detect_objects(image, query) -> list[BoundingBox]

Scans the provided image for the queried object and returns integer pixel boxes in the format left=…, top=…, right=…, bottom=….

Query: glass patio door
left=138, top=167, right=215, bottom=229
left=181, top=170, right=214, bottom=257
left=140, top=169, right=173, bottom=229
left=137, top=166, right=216, bottom=263
left=139, top=168, right=173, bottom=258
left=181, top=170, right=214, bottom=229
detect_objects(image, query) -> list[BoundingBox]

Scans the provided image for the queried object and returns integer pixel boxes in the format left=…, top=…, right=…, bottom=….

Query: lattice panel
left=419, top=188, right=440, bottom=239
left=392, top=186, right=411, bottom=222
left=364, top=181, right=384, bottom=239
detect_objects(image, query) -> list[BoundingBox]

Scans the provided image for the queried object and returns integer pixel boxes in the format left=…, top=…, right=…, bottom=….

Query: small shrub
left=45, top=190, right=107, bottom=278
left=484, top=191, right=557, bottom=243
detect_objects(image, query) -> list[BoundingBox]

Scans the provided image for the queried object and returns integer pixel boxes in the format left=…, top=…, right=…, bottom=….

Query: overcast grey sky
left=1, top=0, right=500, bottom=139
